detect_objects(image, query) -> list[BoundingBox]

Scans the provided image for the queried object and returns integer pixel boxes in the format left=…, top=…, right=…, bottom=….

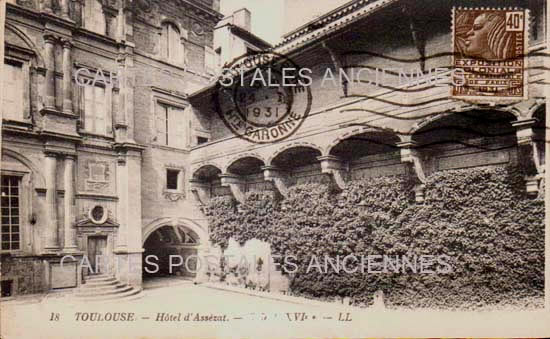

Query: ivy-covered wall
left=204, top=166, right=544, bottom=309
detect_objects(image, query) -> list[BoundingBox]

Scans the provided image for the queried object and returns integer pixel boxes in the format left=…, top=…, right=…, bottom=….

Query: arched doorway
left=142, top=224, right=200, bottom=281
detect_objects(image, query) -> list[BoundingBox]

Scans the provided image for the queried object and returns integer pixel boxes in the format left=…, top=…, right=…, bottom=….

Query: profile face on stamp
left=463, top=13, right=513, bottom=61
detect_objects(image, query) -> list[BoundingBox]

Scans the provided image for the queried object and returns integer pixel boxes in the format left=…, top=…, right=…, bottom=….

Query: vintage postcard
left=0, top=0, right=550, bottom=338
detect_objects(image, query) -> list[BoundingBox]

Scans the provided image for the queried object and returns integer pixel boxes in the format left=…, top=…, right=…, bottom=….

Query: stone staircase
left=75, top=274, right=142, bottom=302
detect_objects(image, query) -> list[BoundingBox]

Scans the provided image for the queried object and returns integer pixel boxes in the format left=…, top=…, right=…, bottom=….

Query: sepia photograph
left=0, top=0, right=549, bottom=338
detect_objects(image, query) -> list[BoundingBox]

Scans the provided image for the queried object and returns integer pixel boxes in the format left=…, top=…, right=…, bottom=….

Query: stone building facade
left=0, top=0, right=226, bottom=298
left=1, top=0, right=548, bottom=300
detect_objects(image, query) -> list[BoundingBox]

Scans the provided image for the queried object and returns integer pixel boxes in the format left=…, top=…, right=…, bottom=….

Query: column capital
left=317, top=155, right=348, bottom=191
left=43, top=34, right=58, bottom=44
left=44, top=150, right=61, bottom=158
left=61, top=39, right=73, bottom=49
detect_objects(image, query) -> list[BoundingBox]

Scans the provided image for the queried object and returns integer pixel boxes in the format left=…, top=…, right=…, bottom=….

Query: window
left=1, top=176, right=20, bottom=252
left=197, top=136, right=209, bottom=145
left=2, top=61, right=24, bottom=122
left=84, top=0, right=106, bottom=35
left=1, top=280, right=13, bottom=298
left=155, top=103, right=186, bottom=149
left=83, top=85, right=110, bottom=135
left=162, top=23, right=185, bottom=65
left=166, top=169, right=180, bottom=190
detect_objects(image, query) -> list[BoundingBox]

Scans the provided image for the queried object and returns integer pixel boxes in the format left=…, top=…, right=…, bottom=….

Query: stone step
left=82, top=279, right=118, bottom=287
left=77, top=282, right=128, bottom=293
left=76, top=285, right=133, bottom=297
left=77, top=287, right=142, bottom=302
left=85, top=275, right=116, bottom=282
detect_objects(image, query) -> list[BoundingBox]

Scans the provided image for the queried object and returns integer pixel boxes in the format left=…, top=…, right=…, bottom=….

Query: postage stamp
left=452, top=7, right=529, bottom=101
left=215, top=51, right=312, bottom=144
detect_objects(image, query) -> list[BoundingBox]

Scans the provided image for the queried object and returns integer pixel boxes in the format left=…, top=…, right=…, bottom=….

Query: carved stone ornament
left=84, top=161, right=111, bottom=192
left=192, top=21, right=204, bottom=36
left=163, top=191, right=186, bottom=202
left=89, top=205, right=108, bottom=224
left=75, top=206, right=119, bottom=227
left=135, top=0, right=153, bottom=12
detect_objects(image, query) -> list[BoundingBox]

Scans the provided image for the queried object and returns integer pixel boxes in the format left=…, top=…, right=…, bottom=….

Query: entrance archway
left=142, top=224, right=201, bottom=280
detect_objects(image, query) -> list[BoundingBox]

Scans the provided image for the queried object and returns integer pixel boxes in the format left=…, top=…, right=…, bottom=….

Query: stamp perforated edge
left=451, top=6, right=531, bottom=104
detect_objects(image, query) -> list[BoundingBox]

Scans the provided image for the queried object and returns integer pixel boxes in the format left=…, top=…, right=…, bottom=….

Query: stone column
left=512, top=118, right=543, bottom=194
left=43, top=35, right=57, bottom=110
left=114, top=146, right=144, bottom=288
left=115, top=155, right=128, bottom=251
left=60, top=0, right=70, bottom=19
left=44, top=152, right=60, bottom=252
left=116, top=7, right=125, bottom=42
left=62, top=40, right=73, bottom=113
left=63, top=155, right=78, bottom=252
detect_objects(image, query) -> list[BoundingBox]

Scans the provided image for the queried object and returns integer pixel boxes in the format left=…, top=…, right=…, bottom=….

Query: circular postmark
left=215, top=51, right=312, bottom=144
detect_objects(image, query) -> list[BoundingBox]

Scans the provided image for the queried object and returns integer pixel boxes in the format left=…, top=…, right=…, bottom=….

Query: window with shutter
left=155, top=102, right=186, bottom=149
left=168, top=106, right=186, bottom=148
left=84, top=0, right=106, bottom=35
left=155, top=103, right=168, bottom=145
left=83, top=85, right=109, bottom=135
left=2, top=62, right=24, bottom=122
left=162, top=23, right=184, bottom=65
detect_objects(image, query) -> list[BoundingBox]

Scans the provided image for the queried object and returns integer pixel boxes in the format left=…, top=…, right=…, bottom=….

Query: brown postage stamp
left=452, top=7, right=528, bottom=101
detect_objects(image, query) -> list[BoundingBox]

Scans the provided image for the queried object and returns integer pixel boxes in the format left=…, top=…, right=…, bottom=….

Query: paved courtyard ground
left=1, top=282, right=548, bottom=339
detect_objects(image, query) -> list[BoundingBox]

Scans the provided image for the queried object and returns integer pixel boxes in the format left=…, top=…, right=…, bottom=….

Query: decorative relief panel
left=163, top=191, right=186, bottom=202
left=77, top=155, right=116, bottom=195
left=133, top=0, right=160, bottom=25
left=84, top=161, right=110, bottom=191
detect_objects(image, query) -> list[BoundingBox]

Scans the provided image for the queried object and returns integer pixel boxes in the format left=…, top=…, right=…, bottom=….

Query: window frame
left=0, top=172, right=28, bottom=254
left=82, top=0, right=107, bottom=36
left=151, top=90, right=189, bottom=151
left=165, top=168, right=183, bottom=192
left=2, top=56, right=31, bottom=124
left=160, top=21, right=187, bottom=66
left=76, top=66, right=115, bottom=138
left=163, top=166, right=186, bottom=201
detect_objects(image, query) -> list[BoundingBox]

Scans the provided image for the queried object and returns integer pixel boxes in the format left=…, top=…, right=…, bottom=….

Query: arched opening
left=412, top=110, right=517, bottom=172
left=226, top=157, right=269, bottom=193
left=329, top=130, right=403, bottom=180
left=192, top=164, right=229, bottom=198
left=271, top=146, right=325, bottom=185
left=142, top=225, right=200, bottom=283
